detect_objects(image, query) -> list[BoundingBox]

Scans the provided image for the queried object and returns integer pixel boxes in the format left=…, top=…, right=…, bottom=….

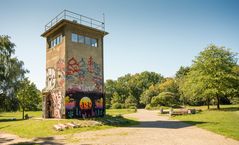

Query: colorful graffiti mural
left=95, top=98, right=103, bottom=109
left=51, top=90, right=63, bottom=118
left=44, top=58, right=65, bottom=118
left=80, top=97, right=92, bottom=110
left=66, top=56, right=103, bottom=92
left=46, top=68, right=56, bottom=90
left=46, top=59, right=65, bottom=90
left=65, top=92, right=105, bottom=118
left=56, top=59, right=65, bottom=88
left=66, top=57, right=80, bottom=75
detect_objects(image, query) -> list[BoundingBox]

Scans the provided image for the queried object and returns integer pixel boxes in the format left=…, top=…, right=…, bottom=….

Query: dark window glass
left=85, top=37, right=91, bottom=45
left=78, top=35, right=84, bottom=43
left=91, top=38, right=97, bottom=47
left=71, top=33, right=78, bottom=42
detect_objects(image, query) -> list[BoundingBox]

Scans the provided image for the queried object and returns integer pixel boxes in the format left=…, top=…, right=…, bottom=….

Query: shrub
left=151, top=92, right=178, bottom=107
left=128, top=106, right=137, bottom=112
left=106, top=104, right=111, bottom=109
left=112, top=103, right=124, bottom=109
left=145, top=104, right=152, bottom=110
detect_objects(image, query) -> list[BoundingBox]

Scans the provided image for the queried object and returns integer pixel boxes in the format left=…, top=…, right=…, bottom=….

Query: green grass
left=172, top=104, right=239, bottom=140
left=0, top=109, right=138, bottom=138
left=106, top=109, right=137, bottom=116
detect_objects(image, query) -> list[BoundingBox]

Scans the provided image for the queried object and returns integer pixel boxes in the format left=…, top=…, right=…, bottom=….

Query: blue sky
left=1, top=0, right=239, bottom=90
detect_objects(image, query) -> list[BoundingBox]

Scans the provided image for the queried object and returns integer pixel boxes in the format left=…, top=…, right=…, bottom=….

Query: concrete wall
left=43, top=21, right=106, bottom=119
left=44, top=28, right=66, bottom=118
left=64, top=23, right=105, bottom=118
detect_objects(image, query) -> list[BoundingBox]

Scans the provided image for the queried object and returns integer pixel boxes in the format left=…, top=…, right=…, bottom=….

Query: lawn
left=172, top=104, right=239, bottom=140
left=0, top=109, right=138, bottom=138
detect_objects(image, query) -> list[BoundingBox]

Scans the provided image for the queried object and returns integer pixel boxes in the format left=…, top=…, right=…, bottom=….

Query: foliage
left=151, top=92, right=178, bottom=107
left=175, top=66, right=190, bottom=80
left=112, top=103, right=124, bottom=109
left=0, top=35, right=28, bottom=111
left=140, top=84, right=160, bottom=105
left=17, top=78, right=41, bottom=119
left=105, top=71, right=164, bottom=108
left=125, top=94, right=137, bottom=108
left=180, top=45, right=239, bottom=109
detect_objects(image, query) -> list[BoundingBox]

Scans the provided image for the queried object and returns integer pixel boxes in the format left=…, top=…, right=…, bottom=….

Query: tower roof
left=41, top=10, right=108, bottom=37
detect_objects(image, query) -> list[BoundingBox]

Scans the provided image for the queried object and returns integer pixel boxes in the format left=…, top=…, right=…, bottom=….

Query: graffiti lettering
left=66, top=57, right=80, bottom=75
left=51, top=91, right=62, bottom=118
left=46, top=68, right=56, bottom=90
left=66, top=56, right=103, bottom=92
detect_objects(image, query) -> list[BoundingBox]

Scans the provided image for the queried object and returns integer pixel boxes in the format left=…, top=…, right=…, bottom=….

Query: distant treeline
left=105, top=44, right=239, bottom=109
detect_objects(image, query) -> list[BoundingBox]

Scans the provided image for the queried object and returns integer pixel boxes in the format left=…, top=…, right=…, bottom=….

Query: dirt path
left=1, top=109, right=239, bottom=145
left=65, top=109, right=239, bottom=145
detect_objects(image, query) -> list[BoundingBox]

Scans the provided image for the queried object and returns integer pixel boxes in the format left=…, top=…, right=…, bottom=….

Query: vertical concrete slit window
left=71, top=33, right=78, bottom=42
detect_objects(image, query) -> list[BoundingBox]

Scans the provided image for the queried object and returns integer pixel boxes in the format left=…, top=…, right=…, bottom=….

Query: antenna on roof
left=103, top=13, right=105, bottom=32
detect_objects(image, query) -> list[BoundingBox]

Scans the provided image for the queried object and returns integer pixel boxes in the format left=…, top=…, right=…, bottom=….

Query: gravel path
left=1, top=109, right=239, bottom=145
left=66, top=109, right=239, bottom=145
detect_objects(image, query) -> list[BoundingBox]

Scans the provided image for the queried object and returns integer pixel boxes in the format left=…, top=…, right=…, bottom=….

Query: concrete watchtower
left=41, top=10, right=108, bottom=119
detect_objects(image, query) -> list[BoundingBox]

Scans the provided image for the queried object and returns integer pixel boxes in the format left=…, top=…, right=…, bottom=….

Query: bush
left=112, top=103, right=124, bottom=109
left=106, top=104, right=111, bottom=109
left=128, top=106, right=137, bottom=112
left=151, top=92, right=178, bottom=107
left=145, top=104, right=152, bottom=110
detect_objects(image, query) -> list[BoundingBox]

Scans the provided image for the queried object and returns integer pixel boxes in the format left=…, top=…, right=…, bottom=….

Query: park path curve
left=66, top=109, right=239, bottom=145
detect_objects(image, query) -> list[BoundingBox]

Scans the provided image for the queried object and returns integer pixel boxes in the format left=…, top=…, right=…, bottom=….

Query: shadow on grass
left=209, top=106, right=239, bottom=112
left=0, top=137, right=14, bottom=144
left=0, top=119, right=23, bottom=122
left=92, top=115, right=139, bottom=127
left=130, top=120, right=206, bottom=129
left=10, top=137, right=64, bottom=145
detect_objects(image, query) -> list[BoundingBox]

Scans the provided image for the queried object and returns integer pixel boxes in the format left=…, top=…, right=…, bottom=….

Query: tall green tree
left=0, top=35, right=28, bottom=111
left=17, top=78, right=41, bottom=119
left=175, top=66, right=190, bottom=106
left=140, top=84, right=160, bottom=105
left=181, top=44, right=238, bottom=109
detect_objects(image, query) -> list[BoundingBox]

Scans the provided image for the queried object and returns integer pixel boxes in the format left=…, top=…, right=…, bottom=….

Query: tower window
left=85, top=37, right=91, bottom=46
left=71, top=33, right=98, bottom=47
left=91, top=38, right=97, bottom=47
left=49, top=34, right=62, bottom=48
left=78, top=35, right=84, bottom=43
left=71, top=33, right=78, bottom=42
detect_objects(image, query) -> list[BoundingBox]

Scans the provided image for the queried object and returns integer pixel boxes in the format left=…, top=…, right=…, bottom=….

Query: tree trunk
left=216, top=95, right=220, bottom=109
left=207, top=98, right=210, bottom=109
left=22, top=108, right=25, bottom=119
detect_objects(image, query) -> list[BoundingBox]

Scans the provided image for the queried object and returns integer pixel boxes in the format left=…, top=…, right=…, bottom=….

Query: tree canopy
left=180, top=45, right=239, bottom=109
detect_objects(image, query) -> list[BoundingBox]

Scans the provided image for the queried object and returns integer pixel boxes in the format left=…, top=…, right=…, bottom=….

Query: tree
left=159, top=78, right=178, bottom=94
left=175, top=66, right=190, bottom=106
left=175, top=66, right=190, bottom=79
left=17, top=78, right=41, bottom=119
left=181, top=44, right=238, bottom=109
left=105, top=79, right=116, bottom=108
left=151, top=92, right=177, bottom=107
left=105, top=71, right=164, bottom=108
left=125, top=94, right=137, bottom=108
left=0, top=35, right=28, bottom=111
left=140, top=84, right=160, bottom=105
